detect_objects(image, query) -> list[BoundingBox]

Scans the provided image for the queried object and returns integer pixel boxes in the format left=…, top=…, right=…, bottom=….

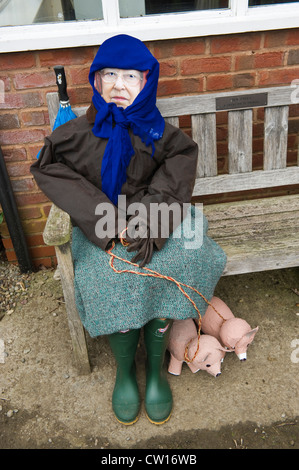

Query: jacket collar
left=86, top=102, right=97, bottom=124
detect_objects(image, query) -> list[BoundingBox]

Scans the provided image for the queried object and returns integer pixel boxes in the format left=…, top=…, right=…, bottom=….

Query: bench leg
left=55, top=242, right=91, bottom=375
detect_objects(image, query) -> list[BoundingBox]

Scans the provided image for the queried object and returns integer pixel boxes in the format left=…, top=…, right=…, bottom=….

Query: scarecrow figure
left=31, top=35, right=227, bottom=425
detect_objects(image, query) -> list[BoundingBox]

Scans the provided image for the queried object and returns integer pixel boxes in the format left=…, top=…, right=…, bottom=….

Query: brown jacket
left=31, top=104, right=198, bottom=251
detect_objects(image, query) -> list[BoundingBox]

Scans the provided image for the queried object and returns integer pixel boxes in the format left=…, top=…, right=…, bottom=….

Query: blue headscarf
left=89, top=34, right=165, bottom=205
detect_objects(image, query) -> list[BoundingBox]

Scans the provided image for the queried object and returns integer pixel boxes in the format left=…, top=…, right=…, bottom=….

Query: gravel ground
left=0, top=249, right=298, bottom=450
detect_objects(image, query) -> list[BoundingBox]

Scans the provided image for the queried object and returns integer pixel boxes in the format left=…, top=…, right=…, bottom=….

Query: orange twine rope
left=107, top=232, right=225, bottom=364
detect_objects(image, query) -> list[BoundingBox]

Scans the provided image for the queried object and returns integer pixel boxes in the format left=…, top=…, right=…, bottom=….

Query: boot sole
left=114, top=413, right=140, bottom=426
left=145, top=410, right=172, bottom=425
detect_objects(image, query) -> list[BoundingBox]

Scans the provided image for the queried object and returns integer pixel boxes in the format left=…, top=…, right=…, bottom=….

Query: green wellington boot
left=108, top=329, right=141, bottom=425
left=144, top=319, right=173, bottom=424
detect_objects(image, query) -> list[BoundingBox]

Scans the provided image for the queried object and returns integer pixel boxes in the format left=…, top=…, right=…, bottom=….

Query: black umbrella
left=36, top=65, right=76, bottom=159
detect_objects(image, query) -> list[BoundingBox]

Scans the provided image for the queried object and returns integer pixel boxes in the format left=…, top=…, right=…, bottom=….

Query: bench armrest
left=43, top=204, right=71, bottom=246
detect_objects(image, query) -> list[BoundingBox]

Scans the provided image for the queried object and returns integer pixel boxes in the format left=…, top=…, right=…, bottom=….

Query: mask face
left=94, top=68, right=145, bottom=108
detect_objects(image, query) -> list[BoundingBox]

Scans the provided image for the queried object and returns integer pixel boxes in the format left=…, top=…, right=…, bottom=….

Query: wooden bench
left=43, top=86, right=299, bottom=374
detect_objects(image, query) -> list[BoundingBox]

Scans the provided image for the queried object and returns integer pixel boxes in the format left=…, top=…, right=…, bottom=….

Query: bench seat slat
left=192, top=166, right=299, bottom=196
left=203, top=195, right=299, bottom=276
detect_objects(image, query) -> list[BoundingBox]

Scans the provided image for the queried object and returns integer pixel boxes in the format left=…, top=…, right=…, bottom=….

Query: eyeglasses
left=99, top=69, right=143, bottom=86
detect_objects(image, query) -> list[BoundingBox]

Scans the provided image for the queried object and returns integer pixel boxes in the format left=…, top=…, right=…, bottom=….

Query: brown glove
left=123, top=219, right=154, bottom=268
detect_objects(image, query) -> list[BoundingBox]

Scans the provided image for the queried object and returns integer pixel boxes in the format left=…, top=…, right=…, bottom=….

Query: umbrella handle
left=54, top=66, right=69, bottom=103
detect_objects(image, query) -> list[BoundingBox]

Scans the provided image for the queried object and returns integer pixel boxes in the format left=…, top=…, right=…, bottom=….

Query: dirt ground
left=0, top=255, right=298, bottom=450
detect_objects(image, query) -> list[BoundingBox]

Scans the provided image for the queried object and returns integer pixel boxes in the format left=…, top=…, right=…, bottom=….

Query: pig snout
left=206, top=363, right=222, bottom=377
left=237, top=352, right=247, bottom=361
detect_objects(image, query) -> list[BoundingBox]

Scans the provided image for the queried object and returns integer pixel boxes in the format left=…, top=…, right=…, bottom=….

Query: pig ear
left=219, top=346, right=233, bottom=352
left=245, top=327, right=259, bottom=340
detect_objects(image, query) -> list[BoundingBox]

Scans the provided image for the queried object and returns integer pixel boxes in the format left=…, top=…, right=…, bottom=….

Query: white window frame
left=0, top=0, right=299, bottom=53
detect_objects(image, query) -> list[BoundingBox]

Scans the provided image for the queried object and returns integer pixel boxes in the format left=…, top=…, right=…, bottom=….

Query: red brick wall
left=0, top=29, right=299, bottom=268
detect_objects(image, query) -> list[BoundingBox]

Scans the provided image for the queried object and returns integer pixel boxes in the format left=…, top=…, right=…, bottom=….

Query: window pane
left=0, top=0, right=103, bottom=27
left=119, top=0, right=229, bottom=18
left=249, top=1, right=299, bottom=5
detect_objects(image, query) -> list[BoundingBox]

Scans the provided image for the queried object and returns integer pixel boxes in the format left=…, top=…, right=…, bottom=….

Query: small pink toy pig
left=200, top=296, right=259, bottom=361
left=168, top=318, right=228, bottom=377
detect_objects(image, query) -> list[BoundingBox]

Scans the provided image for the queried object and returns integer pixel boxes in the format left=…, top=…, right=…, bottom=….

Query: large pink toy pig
left=168, top=318, right=228, bottom=377
left=201, top=296, right=259, bottom=361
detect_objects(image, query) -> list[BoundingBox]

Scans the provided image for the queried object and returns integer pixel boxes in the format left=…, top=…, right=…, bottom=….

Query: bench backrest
left=47, top=85, right=299, bottom=197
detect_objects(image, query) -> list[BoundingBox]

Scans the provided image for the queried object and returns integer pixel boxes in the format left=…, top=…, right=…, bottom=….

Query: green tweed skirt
left=71, top=205, right=227, bottom=337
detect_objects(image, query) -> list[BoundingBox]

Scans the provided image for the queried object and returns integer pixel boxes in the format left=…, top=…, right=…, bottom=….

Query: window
left=0, top=0, right=298, bottom=52
left=249, top=0, right=298, bottom=4
left=0, top=0, right=103, bottom=27
left=119, top=0, right=229, bottom=17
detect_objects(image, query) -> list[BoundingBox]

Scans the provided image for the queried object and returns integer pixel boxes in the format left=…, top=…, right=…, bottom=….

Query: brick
left=0, top=92, right=43, bottom=109
left=6, top=250, right=17, bottom=262
left=2, top=147, right=27, bottom=162
left=206, top=74, right=234, bottom=91
left=0, top=52, right=36, bottom=71
left=258, top=68, right=299, bottom=86
left=159, top=60, right=178, bottom=77
left=20, top=111, right=46, bottom=126
left=286, top=30, right=299, bottom=46
left=181, top=56, right=231, bottom=75
left=19, top=206, right=42, bottom=220
left=28, top=145, right=46, bottom=160
left=6, top=162, right=32, bottom=178
left=2, top=237, right=13, bottom=249
left=39, top=47, right=94, bottom=66
left=41, top=204, right=52, bottom=217
left=233, top=73, right=256, bottom=88
left=254, top=52, right=284, bottom=69
left=157, top=78, right=203, bottom=97
left=0, top=113, right=20, bottom=129
left=0, top=75, right=11, bottom=92
left=15, top=192, right=50, bottom=207
left=235, top=54, right=255, bottom=71
left=25, top=233, right=45, bottom=247
left=68, top=87, right=92, bottom=104
left=264, top=30, right=288, bottom=48
left=0, top=129, right=46, bottom=145
left=210, top=33, right=261, bottom=54
left=23, top=219, right=47, bottom=234
left=13, top=71, right=56, bottom=90
left=288, top=49, right=299, bottom=65
left=173, top=38, right=206, bottom=56
left=69, top=67, right=90, bottom=85
left=29, top=245, right=56, bottom=259
left=10, top=178, right=36, bottom=193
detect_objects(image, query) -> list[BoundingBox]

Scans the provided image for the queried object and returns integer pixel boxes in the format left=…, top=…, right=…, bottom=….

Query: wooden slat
left=228, top=109, right=252, bottom=174
left=48, top=85, right=294, bottom=120
left=203, top=195, right=299, bottom=275
left=156, top=86, right=294, bottom=117
left=192, top=166, right=299, bottom=196
left=55, top=243, right=91, bottom=375
left=192, top=113, right=217, bottom=177
left=47, top=92, right=60, bottom=129
left=264, top=106, right=289, bottom=170
left=165, top=116, right=179, bottom=127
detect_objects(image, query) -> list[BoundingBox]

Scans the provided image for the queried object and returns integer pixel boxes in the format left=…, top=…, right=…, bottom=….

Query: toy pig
left=200, top=296, right=259, bottom=361
left=167, top=318, right=228, bottom=377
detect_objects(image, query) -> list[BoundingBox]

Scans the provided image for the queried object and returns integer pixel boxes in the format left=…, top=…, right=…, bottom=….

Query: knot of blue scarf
left=89, top=34, right=165, bottom=206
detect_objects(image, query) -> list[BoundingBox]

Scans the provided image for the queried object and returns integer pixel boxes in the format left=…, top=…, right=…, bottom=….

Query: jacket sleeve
left=30, top=136, right=119, bottom=250
left=139, top=123, right=198, bottom=250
